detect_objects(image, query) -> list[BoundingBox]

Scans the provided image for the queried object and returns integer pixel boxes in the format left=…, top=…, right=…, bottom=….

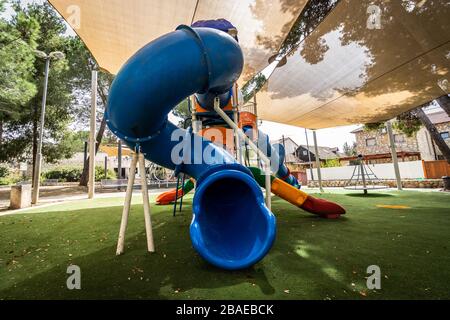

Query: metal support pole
left=88, top=70, right=97, bottom=199
left=138, top=152, right=155, bottom=253
left=305, top=128, right=314, bottom=181
left=117, top=140, right=122, bottom=190
left=173, top=174, right=180, bottom=217
left=253, top=92, right=261, bottom=169
left=104, top=156, right=108, bottom=179
left=32, top=58, right=50, bottom=204
left=360, top=158, right=368, bottom=195
left=179, top=173, right=186, bottom=212
left=312, top=130, right=324, bottom=193
left=386, top=121, right=403, bottom=190
left=190, top=96, right=199, bottom=191
left=232, top=84, right=243, bottom=164
left=214, top=97, right=271, bottom=210
left=116, top=152, right=138, bottom=255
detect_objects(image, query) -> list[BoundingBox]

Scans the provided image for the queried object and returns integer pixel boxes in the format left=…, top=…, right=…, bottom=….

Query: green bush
left=43, top=167, right=82, bottom=182
left=43, top=166, right=116, bottom=183
left=0, top=177, right=13, bottom=186
left=0, top=169, right=22, bottom=186
left=95, top=166, right=116, bottom=181
left=0, top=166, right=9, bottom=179
left=322, top=159, right=342, bottom=168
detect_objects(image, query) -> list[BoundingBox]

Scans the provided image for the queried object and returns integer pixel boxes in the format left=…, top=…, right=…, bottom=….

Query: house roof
left=270, top=137, right=302, bottom=163
left=427, top=111, right=450, bottom=125
left=351, top=127, right=364, bottom=134
left=99, top=145, right=133, bottom=157
left=299, top=145, right=340, bottom=160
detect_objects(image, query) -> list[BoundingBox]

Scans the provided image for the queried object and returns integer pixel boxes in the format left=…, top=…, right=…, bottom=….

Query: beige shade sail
left=48, top=0, right=308, bottom=84
left=256, top=0, right=450, bottom=129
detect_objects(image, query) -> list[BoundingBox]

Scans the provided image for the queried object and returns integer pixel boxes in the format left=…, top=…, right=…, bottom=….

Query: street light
left=31, top=50, right=66, bottom=204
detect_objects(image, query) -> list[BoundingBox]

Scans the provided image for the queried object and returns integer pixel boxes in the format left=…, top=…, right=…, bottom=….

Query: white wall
left=307, top=160, right=425, bottom=180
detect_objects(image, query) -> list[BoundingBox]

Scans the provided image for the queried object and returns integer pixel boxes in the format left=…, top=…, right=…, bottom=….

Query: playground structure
left=47, top=0, right=449, bottom=202
left=106, top=20, right=345, bottom=270
left=2, top=0, right=447, bottom=301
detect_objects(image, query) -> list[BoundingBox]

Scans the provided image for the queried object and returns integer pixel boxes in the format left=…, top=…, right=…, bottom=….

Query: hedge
left=43, top=166, right=116, bottom=182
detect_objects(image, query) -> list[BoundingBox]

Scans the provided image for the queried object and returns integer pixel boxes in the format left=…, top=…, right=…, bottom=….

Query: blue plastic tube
left=106, top=25, right=276, bottom=270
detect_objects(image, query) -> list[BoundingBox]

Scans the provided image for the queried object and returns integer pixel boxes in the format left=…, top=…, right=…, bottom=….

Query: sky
left=5, top=0, right=360, bottom=150
left=259, top=121, right=358, bottom=148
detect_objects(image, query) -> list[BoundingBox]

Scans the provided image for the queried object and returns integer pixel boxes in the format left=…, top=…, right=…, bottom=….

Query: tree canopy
left=0, top=1, right=111, bottom=168
left=0, top=0, right=38, bottom=125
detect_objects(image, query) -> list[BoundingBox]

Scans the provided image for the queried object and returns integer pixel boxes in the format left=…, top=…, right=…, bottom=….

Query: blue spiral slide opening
left=192, top=168, right=275, bottom=270
left=106, top=23, right=276, bottom=270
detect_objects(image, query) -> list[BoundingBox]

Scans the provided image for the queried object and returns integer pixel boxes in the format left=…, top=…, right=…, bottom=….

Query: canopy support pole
left=304, top=128, right=314, bottom=181
left=386, top=121, right=403, bottom=190
left=88, top=70, right=97, bottom=199
left=359, top=158, right=368, bottom=195
left=312, top=130, right=324, bottom=193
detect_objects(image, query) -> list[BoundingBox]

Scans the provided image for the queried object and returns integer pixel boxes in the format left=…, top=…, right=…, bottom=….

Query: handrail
left=213, top=97, right=272, bottom=210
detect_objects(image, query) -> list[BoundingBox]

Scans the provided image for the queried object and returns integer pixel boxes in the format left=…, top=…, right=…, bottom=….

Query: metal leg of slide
left=179, top=173, right=186, bottom=212
left=116, top=152, right=138, bottom=255
left=173, top=174, right=180, bottom=217
left=138, top=152, right=155, bottom=253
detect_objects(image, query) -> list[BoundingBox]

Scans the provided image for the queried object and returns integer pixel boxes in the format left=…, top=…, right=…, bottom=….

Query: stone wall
left=355, top=128, right=419, bottom=157
left=308, top=179, right=444, bottom=189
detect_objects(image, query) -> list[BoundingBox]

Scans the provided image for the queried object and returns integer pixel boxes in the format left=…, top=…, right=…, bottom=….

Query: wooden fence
left=422, top=160, right=450, bottom=179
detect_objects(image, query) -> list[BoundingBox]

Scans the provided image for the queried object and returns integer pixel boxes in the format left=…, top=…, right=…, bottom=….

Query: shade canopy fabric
left=48, top=0, right=308, bottom=84
left=49, top=0, right=449, bottom=129
left=256, top=0, right=450, bottom=129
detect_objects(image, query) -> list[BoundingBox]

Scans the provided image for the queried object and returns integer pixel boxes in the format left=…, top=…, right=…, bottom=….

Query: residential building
left=416, top=111, right=450, bottom=161
left=42, top=145, right=140, bottom=179
left=270, top=137, right=303, bottom=172
left=296, top=145, right=342, bottom=168
left=349, top=110, right=450, bottom=164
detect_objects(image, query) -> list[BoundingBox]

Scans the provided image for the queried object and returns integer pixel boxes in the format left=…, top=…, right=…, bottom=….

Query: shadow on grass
left=344, top=193, right=394, bottom=198
left=6, top=194, right=448, bottom=300
left=0, top=204, right=278, bottom=299
left=0, top=202, right=360, bottom=300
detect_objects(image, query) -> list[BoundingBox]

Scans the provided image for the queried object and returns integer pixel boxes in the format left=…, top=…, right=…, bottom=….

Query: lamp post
left=32, top=50, right=65, bottom=204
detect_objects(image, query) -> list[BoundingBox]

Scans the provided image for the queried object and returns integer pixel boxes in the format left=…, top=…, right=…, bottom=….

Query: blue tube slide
left=243, top=127, right=301, bottom=188
left=105, top=25, right=276, bottom=270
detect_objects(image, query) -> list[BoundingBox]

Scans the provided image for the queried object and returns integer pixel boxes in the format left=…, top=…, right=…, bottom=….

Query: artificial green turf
left=0, top=191, right=449, bottom=300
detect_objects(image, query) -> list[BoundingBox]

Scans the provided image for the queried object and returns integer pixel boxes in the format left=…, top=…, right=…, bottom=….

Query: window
left=394, top=134, right=405, bottom=144
left=366, top=138, right=376, bottom=147
left=303, top=150, right=308, bottom=156
left=440, top=132, right=449, bottom=140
